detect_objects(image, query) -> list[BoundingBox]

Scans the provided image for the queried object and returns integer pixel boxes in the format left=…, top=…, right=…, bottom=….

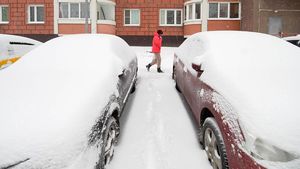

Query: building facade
left=0, top=0, right=55, bottom=41
left=4, top=0, right=298, bottom=45
left=241, top=0, right=300, bottom=37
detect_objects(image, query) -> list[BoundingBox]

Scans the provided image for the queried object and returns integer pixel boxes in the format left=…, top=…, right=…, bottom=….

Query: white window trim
left=58, top=18, right=91, bottom=24
left=184, top=1, right=202, bottom=23
left=28, top=5, right=45, bottom=24
left=97, top=0, right=116, bottom=6
left=97, top=20, right=116, bottom=25
left=0, top=5, right=9, bottom=24
left=184, top=0, right=203, bottom=5
left=208, top=2, right=241, bottom=20
left=159, top=9, right=183, bottom=27
left=59, top=0, right=86, bottom=2
left=184, top=20, right=202, bottom=25
left=124, top=9, right=140, bottom=26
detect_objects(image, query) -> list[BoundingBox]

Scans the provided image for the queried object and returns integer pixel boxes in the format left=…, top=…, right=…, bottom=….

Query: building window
left=0, top=5, right=9, bottom=23
left=219, top=3, right=228, bottom=18
left=209, top=2, right=240, bottom=19
left=124, top=9, right=140, bottom=26
left=230, top=3, right=239, bottom=18
left=97, top=2, right=115, bottom=21
left=160, top=9, right=182, bottom=26
left=195, top=3, right=201, bottom=19
left=70, top=3, right=79, bottom=18
left=28, top=5, right=44, bottom=23
left=184, top=2, right=201, bottom=21
left=209, top=3, right=218, bottom=18
left=59, top=2, right=90, bottom=19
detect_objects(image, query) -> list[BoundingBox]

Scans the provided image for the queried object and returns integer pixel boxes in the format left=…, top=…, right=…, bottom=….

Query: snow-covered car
left=283, top=35, right=300, bottom=47
left=0, top=34, right=42, bottom=69
left=173, top=31, right=300, bottom=169
left=0, top=34, right=137, bottom=169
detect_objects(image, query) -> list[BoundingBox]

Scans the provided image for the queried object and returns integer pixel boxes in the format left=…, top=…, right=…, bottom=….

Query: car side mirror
left=192, top=63, right=204, bottom=77
left=118, top=69, right=125, bottom=78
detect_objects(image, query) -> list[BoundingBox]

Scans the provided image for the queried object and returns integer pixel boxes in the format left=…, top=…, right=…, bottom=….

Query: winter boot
left=146, top=64, right=151, bottom=71
left=157, top=68, right=164, bottom=73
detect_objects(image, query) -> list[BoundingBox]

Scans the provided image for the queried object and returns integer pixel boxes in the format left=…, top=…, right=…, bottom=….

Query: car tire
left=173, top=66, right=181, bottom=93
left=130, top=81, right=136, bottom=93
left=97, top=116, right=119, bottom=169
left=203, top=118, right=228, bottom=169
left=175, top=82, right=181, bottom=93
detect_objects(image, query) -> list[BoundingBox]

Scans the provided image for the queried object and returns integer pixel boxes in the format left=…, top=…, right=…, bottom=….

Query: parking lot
left=107, top=47, right=212, bottom=169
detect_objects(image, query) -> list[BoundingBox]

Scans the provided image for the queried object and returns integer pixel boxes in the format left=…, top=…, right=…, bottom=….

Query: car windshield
left=287, top=40, right=300, bottom=47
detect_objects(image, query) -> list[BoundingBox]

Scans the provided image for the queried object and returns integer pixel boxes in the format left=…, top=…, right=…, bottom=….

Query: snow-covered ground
left=107, top=47, right=212, bottom=169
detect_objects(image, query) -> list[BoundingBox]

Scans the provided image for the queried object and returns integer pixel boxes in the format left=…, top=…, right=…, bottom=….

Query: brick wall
left=58, top=24, right=91, bottom=34
left=208, top=20, right=240, bottom=30
left=184, top=24, right=202, bottom=36
left=241, top=0, right=300, bottom=36
left=0, top=0, right=53, bottom=35
left=115, top=0, right=184, bottom=36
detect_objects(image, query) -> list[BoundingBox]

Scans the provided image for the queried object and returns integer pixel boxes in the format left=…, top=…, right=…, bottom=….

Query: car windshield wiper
left=0, top=158, right=30, bottom=169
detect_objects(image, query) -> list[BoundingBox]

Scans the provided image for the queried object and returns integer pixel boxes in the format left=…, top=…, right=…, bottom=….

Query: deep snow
left=106, top=47, right=212, bottom=169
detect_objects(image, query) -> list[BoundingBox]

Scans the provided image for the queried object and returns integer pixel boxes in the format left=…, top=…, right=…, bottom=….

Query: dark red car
left=173, top=31, right=300, bottom=169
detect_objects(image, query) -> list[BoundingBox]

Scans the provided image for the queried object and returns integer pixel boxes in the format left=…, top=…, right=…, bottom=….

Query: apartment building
left=0, top=0, right=55, bottom=41
left=4, top=0, right=287, bottom=46
left=0, top=0, right=243, bottom=44
left=241, top=0, right=300, bottom=37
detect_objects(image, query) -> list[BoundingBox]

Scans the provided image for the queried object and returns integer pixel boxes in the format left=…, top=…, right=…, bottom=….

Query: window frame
left=69, top=2, right=80, bottom=18
left=97, top=1, right=115, bottom=22
left=159, top=9, right=183, bottom=27
left=123, top=9, right=140, bottom=26
left=58, top=2, right=90, bottom=20
left=184, top=1, right=202, bottom=23
left=208, top=2, right=241, bottom=20
left=0, top=5, right=9, bottom=24
left=27, top=5, right=45, bottom=24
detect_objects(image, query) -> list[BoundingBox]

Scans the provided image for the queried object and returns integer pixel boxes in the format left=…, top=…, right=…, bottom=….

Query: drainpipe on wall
left=202, top=0, right=208, bottom=32
left=85, top=0, right=89, bottom=33
left=90, top=0, right=97, bottom=34
left=54, top=0, right=59, bottom=34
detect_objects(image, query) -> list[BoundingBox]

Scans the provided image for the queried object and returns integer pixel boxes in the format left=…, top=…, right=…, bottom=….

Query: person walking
left=146, top=30, right=164, bottom=73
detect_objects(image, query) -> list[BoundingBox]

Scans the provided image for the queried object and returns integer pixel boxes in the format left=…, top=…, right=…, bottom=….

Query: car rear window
left=287, top=40, right=300, bottom=47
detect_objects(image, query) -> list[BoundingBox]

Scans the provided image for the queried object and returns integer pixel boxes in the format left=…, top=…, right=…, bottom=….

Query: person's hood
left=154, top=32, right=160, bottom=37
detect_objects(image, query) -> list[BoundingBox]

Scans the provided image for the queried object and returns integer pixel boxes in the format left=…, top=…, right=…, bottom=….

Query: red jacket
left=152, top=32, right=162, bottom=53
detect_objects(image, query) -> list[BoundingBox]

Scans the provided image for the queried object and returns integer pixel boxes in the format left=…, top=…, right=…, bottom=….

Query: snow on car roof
left=177, top=31, right=300, bottom=156
left=0, top=34, right=135, bottom=168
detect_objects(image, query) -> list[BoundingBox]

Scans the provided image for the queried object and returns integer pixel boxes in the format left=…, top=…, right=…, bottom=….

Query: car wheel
left=98, top=116, right=119, bottom=169
left=130, top=81, right=136, bottom=93
left=173, top=66, right=181, bottom=93
left=203, top=118, right=228, bottom=169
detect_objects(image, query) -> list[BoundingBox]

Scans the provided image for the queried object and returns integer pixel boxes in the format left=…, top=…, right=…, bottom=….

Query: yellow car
left=0, top=34, right=42, bottom=69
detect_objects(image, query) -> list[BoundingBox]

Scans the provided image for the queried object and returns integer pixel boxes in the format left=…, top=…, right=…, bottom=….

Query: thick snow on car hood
left=0, top=34, right=134, bottom=168
left=177, top=31, right=300, bottom=164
